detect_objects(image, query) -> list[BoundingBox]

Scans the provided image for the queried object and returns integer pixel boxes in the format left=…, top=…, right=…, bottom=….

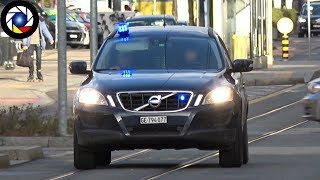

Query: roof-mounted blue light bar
left=117, top=22, right=129, bottom=37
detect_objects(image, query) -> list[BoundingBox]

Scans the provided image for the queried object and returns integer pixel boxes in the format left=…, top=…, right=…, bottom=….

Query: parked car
left=70, top=25, right=252, bottom=169
left=177, top=20, right=189, bottom=26
left=303, top=77, right=320, bottom=121
left=297, top=1, right=320, bottom=37
left=68, top=11, right=104, bottom=47
left=43, top=8, right=90, bottom=48
left=126, top=15, right=177, bottom=27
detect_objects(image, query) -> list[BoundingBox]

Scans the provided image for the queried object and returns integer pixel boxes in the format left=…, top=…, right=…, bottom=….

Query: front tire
left=298, top=32, right=304, bottom=38
left=242, top=119, right=249, bottom=164
left=219, top=116, right=243, bottom=168
left=95, top=151, right=111, bottom=166
left=74, top=133, right=96, bottom=170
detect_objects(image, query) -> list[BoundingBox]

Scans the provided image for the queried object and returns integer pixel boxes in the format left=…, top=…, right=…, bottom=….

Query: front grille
left=117, top=91, right=193, bottom=112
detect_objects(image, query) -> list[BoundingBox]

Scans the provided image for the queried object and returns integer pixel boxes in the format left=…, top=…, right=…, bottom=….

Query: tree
left=188, top=0, right=194, bottom=26
left=172, top=0, right=178, bottom=19
left=199, top=0, right=205, bottom=26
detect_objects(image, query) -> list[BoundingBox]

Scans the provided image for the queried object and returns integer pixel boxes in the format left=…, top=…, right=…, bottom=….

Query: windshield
left=94, top=36, right=224, bottom=71
left=128, top=19, right=176, bottom=27
left=69, top=12, right=85, bottom=23
left=302, top=4, right=320, bottom=16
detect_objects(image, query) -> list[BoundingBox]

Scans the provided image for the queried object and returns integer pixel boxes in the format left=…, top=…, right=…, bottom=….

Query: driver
left=183, top=48, right=202, bottom=69
left=111, top=53, right=131, bottom=69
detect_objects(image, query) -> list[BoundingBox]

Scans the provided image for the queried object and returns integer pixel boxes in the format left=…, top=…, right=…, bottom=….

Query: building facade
left=207, top=0, right=273, bottom=68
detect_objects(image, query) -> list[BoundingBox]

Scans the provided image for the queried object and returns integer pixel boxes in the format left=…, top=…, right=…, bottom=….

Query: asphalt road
left=1, top=84, right=319, bottom=180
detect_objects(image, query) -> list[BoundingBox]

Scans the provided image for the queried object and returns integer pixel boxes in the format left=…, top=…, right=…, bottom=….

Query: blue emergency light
left=117, top=22, right=129, bottom=37
left=178, top=94, right=187, bottom=102
left=121, top=70, right=133, bottom=78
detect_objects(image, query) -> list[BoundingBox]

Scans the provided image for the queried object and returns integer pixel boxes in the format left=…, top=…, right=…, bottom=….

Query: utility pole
left=90, top=0, right=98, bottom=66
left=154, top=0, right=157, bottom=15
left=57, top=0, right=67, bottom=136
left=307, top=0, right=311, bottom=60
left=196, top=0, right=200, bottom=26
left=266, top=0, right=274, bottom=67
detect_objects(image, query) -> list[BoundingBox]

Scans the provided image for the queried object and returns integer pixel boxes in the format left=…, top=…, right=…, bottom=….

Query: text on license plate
left=70, top=34, right=78, bottom=38
left=140, top=116, right=167, bottom=124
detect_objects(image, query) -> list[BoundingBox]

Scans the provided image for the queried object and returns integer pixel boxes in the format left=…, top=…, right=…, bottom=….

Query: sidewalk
left=0, top=49, right=90, bottom=108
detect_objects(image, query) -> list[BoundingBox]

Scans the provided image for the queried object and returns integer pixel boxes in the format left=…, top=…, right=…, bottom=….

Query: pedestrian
left=124, top=5, right=131, bottom=11
left=134, top=9, right=141, bottom=16
left=22, top=14, right=54, bottom=82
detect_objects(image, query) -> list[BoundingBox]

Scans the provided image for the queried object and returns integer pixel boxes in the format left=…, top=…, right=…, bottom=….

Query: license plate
left=313, top=25, right=320, bottom=28
left=69, top=34, right=78, bottom=38
left=140, top=116, right=167, bottom=124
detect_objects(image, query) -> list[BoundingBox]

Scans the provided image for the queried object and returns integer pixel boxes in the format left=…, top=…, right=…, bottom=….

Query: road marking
left=249, top=84, right=305, bottom=105
left=47, top=149, right=151, bottom=180
left=248, top=99, right=302, bottom=121
left=144, top=120, right=309, bottom=180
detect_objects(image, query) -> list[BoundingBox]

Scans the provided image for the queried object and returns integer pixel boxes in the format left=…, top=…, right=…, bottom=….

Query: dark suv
left=70, top=25, right=253, bottom=170
left=298, top=2, right=320, bottom=37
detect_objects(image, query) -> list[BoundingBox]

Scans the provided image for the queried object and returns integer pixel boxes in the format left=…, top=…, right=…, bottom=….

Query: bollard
left=282, top=34, right=289, bottom=61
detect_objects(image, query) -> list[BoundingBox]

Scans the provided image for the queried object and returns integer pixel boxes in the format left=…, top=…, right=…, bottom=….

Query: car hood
left=84, top=70, right=228, bottom=94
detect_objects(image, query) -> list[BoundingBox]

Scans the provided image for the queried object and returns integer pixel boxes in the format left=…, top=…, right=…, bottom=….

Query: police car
left=70, top=23, right=253, bottom=169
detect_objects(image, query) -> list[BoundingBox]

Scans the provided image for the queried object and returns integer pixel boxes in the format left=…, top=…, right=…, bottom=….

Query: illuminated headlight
left=78, top=88, right=108, bottom=105
left=299, top=17, right=306, bottom=23
left=203, top=87, right=234, bottom=104
left=308, top=83, right=320, bottom=94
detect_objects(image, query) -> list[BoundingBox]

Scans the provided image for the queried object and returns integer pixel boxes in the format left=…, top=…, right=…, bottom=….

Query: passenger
left=183, top=48, right=201, bottom=68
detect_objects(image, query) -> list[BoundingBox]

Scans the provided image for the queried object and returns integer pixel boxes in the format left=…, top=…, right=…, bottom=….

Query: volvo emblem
left=148, top=95, right=162, bottom=108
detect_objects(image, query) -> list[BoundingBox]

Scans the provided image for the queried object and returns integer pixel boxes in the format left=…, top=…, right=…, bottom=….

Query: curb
left=0, top=154, right=9, bottom=169
left=0, top=137, right=73, bottom=148
left=243, top=71, right=306, bottom=86
left=0, top=146, right=43, bottom=161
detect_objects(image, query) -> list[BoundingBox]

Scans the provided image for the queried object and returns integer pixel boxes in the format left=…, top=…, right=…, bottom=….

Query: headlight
left=78, top=88, right=108, bottom=105
left=203, top=86, right=234, bottom=104
left=299, top=17, right=306, bottom=23
left=308, top=83, right=320, bottom=94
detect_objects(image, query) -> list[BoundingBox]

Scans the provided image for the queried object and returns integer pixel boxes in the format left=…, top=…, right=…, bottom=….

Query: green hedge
left=272, top=8, right=298, bottom=28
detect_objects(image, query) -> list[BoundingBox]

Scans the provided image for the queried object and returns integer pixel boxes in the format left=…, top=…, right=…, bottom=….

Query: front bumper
left=67, top=30, right=90, bottom=45
left=302, top=93, right=320, bottom=121
left=74, top=101, right=240, bottom=150
left=299, top=22, right=320, bottom=33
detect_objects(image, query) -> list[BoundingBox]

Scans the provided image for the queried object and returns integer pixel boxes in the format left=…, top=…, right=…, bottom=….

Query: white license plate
left=314, top=25, right=320, bottom=28
left=69, top=34, right=78, bottom=38
left=140, top=116, right=167, bottom=124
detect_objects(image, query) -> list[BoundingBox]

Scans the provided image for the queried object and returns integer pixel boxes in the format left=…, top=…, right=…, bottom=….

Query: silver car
left=303, top=77, right=320, bottom=121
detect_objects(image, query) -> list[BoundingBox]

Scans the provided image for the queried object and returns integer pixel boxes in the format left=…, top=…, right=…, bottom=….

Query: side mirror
left=69, top=60, right=89, bottom=74
left=232, top=59, right=253, bottom=72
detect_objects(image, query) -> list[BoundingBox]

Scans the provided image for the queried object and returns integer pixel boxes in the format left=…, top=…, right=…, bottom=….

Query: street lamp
left=277, top=17, right=294, bottom=61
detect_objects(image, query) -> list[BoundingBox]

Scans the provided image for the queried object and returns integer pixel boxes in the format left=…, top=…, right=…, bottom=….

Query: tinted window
left=94, top=36, right=224, bottom=71
left=302, top=4, right=320, bottom=15
left=69, top=12, right=84, bottom=23
left=128, top=19, right=176, bottom=27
